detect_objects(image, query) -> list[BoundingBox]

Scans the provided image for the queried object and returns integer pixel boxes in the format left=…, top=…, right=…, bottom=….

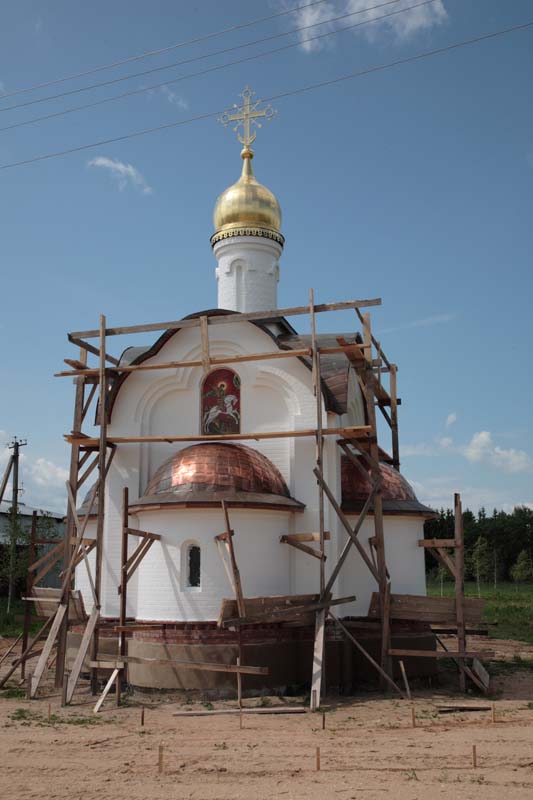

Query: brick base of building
left=67, top=618, right=436, bottom=695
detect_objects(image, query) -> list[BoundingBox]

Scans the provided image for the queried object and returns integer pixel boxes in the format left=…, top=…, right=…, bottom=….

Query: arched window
left=201, top=368, right=241, bottom=435
left=183, top=542, right=201, bottom=589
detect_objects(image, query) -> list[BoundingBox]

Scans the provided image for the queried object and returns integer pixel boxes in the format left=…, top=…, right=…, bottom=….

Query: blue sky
left=0, top=0, right=532, bottom=514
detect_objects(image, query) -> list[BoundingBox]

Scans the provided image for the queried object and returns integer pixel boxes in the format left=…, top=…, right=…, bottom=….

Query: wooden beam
left=222, top=595, right=356, bottom=628
left=282, top=532, right=330, bottom=543
left=126, top=527, right=161, bottom=540
left=418, top=539, right=456, bottom=549
left=314, top=466, right=380, bottom=585
left=280, top=536, right=325, bottom=561
left=389, top=649, right=494, bottom=659
left=221, top=502, right=245, bottom=618
left=66, top=606, right=99, bottom=703
left=68, top=335, right=119, bottom=365
left=455, top=492, right=467, bottom=692
left=30, top=603, right=67, bottom=697
left=68, top=298, right=382, bottom=339
left=55, top=347, right=314, bottom=378
left=122, top=654, right=268, bottom=675
left=94, top=668, right=119, bottom=713
left=64, top=425, right=372, bottom=448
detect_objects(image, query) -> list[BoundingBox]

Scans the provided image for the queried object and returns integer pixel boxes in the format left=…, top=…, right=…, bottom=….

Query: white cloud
left=290, top=0, right=447, bottom=53
left=0, top=431, right=68, bottom=514
left=401, top=442, right=436, bottom=456
left=159, top=85, right=188, bottom=109
left=408, top=474, right=533, bottom=514
left=88, top=156, right=153, bottom=195
left=464, top=430, right=532, bottom=474
left=445, top=412, right=457, bottom=428
left=436, top=436, right=453, bottom=449
left=378, top=312, right=455, bottom=336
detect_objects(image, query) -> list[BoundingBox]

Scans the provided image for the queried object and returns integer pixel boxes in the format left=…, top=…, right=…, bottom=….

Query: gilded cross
left=218, top=86, right=276, bottom=148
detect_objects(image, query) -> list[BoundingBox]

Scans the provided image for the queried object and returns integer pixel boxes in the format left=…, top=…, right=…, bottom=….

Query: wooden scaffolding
left=7, top=290, right=483, bottom=708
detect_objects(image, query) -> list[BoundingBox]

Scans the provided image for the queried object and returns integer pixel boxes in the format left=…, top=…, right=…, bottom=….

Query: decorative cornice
left=211, top=226, right=285, bottom=248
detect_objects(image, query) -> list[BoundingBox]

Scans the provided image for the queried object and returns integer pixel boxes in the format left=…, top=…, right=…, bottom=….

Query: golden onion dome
left=211, top=147, right=284, bottom=247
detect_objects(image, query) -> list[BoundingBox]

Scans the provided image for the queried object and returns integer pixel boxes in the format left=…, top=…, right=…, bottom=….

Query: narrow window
left=187, top=544, right=201, bottom=588
left=201, top=368, right=241, bottom=435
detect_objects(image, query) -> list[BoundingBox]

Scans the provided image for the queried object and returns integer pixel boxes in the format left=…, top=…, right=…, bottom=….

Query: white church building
left=71, top=89, right=433, bottom=693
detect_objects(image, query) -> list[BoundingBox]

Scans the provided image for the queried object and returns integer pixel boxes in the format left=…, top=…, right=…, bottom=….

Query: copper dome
left=132, top=443, right=304, bottom=512
left=341, top=459, right=434, bottom=517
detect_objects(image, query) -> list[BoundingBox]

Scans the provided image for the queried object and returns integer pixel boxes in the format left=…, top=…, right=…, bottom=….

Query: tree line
left=424, top=505, right=533, bottom=589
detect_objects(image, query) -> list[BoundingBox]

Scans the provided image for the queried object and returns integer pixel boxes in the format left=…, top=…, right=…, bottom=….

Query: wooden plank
left=28, top=541, right=64, bottom=573
left=30, top=604, right=67, bottom=697
left=122, top=655, right=268, bottom=675
left=389, top=649, right=494, bottom=659
left=428, top=547, right=457, bottom=581
left=69, top=298, right=382, bottom=339
left=455, top=492, right=467, bottom=692
left=222, top=595, right=356, bottom=628
left=280, top=536, right=325, bottom=561
left=94, top=668, right=119, bottom=714
left=315, top=466, right=380, bottom=585
left=221, top=502, right=245, bottom=618
left=218, top=594, right=319, bottom=626
left=283, top=532, right=330, bottom=543
left=310, top=609, right=325, bottom=710
left=68, top=335, right=119, bottom=365
left=200, top=315, right=210, bottom=373
left=126, top=527, right=161, bottom=540
left=117, top=487, right=129, bottom=707
left=55, top=348, right=315, bottom=378
left=0, top=614, right=55, bottom=688
left=66, top=606, right=99, bottom=703
left=472, top=658, right=490, bottom=692
left=65, top=425, right=372, bottom=447
left=173, top=707, right=307, bottom=717
left=418, top=539, right=457, bottom=549
left=90, top=660, right=126, bottom=669
left=368, top=593, right=484, bottom=624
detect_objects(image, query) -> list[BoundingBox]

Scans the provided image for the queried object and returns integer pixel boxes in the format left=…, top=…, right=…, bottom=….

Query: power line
left=0, top=0, right=334, bottom=100
left=0, top=0, right=405, bottom=113
left=1, top=19, right=531, bottom=172
left=0, top=0, right=431, bottom=134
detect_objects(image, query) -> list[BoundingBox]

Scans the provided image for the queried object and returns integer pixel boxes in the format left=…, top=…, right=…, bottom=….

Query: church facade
left=72, top=88, right=433, bottom=692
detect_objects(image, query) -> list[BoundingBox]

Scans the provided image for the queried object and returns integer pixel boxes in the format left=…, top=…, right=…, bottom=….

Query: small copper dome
left=133, top=443, right=304, bottom=512
left=341, top=459, right=434, bottom=516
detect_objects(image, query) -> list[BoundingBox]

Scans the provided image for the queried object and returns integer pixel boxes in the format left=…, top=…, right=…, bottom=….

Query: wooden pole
left=117, top=487, right=129, bottom=706
left=141, top=706, right=145, bottom=726
left=21, top=511, right=37, bottom=680
left=361, top=313, right=391, bottom=683
left=56, top=370, right=86, bottom=688
left=411, top=706, right=416, bottom=728
left=472, top=744, right=477, bottom=768
left=491, top=702, right=496, bottom=723
left=316, top=746, right=321, bottom=771
left=454, top=493, right=466, bottom=693
left=91, top=314, right=107, bottom=694
left=390, top=364, right=400, bottom=471
left=158, top=743, right=164, bottom=774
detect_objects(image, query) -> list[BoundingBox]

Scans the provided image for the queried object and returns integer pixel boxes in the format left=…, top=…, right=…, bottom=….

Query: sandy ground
left=1, top=637, right=533, bottom=800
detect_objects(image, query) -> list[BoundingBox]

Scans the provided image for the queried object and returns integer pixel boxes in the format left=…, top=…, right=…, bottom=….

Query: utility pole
left=6, top=437, right=27, bottom=614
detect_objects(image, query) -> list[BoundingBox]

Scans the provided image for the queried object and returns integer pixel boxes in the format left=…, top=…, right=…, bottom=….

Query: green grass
left=427, top=580, right=533, bottom=645
left=0, top=598, right=41, bottom=638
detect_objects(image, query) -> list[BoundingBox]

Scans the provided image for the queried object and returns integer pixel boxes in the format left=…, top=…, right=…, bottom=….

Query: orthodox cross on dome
left=218, top=86, right=276, bottom=150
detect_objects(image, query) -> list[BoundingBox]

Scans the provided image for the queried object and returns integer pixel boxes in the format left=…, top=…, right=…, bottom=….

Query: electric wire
left=1, top=19, right=531, bottom=172
left=0, top=0, right=405, bottom=113
left=0, top=0, right=335, bottom=100
left=0, top=0, right=432, bottom=134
